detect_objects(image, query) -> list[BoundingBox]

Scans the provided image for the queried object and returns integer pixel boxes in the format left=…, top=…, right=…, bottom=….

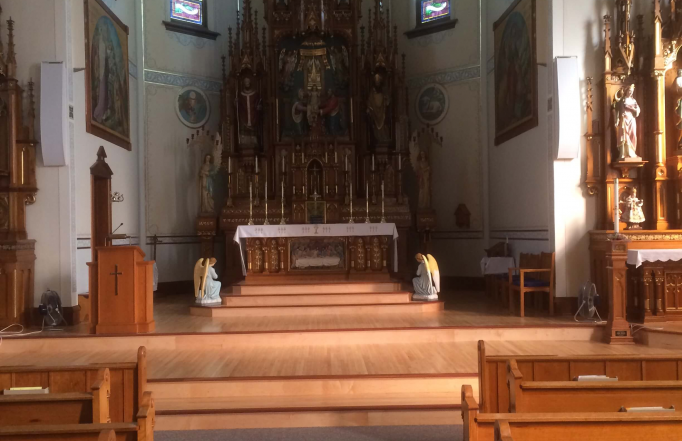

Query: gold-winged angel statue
left=412, top=253, right=440, bottom=301
left=193, top=257, right=222, bottom=305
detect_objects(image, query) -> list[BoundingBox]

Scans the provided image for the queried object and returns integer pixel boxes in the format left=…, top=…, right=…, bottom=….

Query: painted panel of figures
left=289, top=238, right=346, bottom=271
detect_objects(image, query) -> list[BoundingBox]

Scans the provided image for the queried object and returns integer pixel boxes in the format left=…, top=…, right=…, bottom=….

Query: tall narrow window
left=418, top=1, right=451, bottom=25
left=171, top=0, right=207, bottom=27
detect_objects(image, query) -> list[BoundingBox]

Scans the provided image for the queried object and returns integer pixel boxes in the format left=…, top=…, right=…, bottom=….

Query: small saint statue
left=416, top=150, right=432, bottom=210
left=193, top=257, right=222, bottom=305
left=237, top=76, right=261, bottom=145
left=367, top=73, right=391, bottom=143
left=613, top=84, right=640, bottom=160
left=621, top=188, right=645, bottom=230
left=412, top=253, right=440, bottom=301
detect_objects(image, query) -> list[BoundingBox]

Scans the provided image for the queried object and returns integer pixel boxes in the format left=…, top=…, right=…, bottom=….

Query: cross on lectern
left=110, top=264, right=123, bottom=296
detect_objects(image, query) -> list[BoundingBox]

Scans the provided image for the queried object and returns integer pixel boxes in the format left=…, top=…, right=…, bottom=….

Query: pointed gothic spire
left=221, top=55, right=226, bottom=83
left=6, top=16, right=16, bottom=78
left=27, top=79, right=36, bottom=139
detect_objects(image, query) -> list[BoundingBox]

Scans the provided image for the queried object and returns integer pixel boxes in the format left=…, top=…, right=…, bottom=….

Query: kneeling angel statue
left=194, top=257, right=222, bottom=305
left=412, top=253, right=440, bottom=301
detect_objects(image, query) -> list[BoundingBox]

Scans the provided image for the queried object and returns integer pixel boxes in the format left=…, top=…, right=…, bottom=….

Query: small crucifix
left=110, top=264, right=123, bottom=296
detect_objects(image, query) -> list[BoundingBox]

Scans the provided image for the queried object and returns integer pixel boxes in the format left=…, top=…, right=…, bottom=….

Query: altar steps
left=229, top=281, right=403, bottom=295
left=220, top=291, right=412, bottom=307
left=149, top=375, right=470, bottom=430
left=190, top=301, right=445, bottom=318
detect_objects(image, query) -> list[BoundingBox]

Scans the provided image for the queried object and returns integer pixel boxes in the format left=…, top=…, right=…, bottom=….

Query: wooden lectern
left=89, top=246, right=154, bottom=334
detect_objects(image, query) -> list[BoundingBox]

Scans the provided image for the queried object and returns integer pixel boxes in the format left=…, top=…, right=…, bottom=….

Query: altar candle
left=255, top=156, right=259, bottom=174
left=372, top=155, right=375, bottom=171
left=335, top=150, right=338, bottom=163
left=325, top=151, right=328, bottom=163
left=345, top=155, right=348, bottom=171
left=614, top=178, right=619, bottom=234
left=398, top=155, right=401, bottom=171
left=302, top=151, right=305, bottom=163
left=228, top=157, right=232, bottom=173
left=265, top=164, right=268, bottom=201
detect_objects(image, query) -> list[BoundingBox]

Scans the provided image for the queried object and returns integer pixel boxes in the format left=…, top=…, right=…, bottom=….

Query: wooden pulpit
left=88, top=246, right=155, bottom=334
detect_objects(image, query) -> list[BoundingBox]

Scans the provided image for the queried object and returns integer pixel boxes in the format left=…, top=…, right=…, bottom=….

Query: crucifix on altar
left=87, top=147, right=155, bottom=334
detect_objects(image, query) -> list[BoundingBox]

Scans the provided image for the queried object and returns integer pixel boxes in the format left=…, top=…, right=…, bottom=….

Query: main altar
left=195, top=0, right=437, bottom=284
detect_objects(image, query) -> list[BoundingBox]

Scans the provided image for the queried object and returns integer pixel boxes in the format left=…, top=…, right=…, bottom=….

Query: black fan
left=574, top=282, right=603, bottom=322
left=39, top=290, right=65, bottom=327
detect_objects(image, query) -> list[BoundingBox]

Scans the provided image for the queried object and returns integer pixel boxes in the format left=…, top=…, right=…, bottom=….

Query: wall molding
left=489, top=229, right=549, bottom=241
left=408, top=65, right=481, bottom=90
left=432, top=230, right=484, bottom=240
left=129, top=60, right=138, bottom=79
left=144, top=69, right=222, bottom=92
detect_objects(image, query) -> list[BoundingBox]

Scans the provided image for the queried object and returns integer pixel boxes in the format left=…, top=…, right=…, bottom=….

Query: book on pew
left=3, top=387, right=50, bottom=395
left=574, top=375, right=618, bottom=382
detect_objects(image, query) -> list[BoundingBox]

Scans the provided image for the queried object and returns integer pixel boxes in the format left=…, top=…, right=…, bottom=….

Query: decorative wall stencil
left=84, top=0, right=131, bottom=150
left=493, top=0, right=538, bottom=145
left=408, top=65, right=480, bottom=90
left=175, top=86, right=211, bottom=128
left=416, top=83, right=449, bottom=125
left=144, top=69, right=222, bottom=92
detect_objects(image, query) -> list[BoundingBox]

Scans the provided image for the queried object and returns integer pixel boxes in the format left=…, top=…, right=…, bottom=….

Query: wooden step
left=147, top=375, right=474, bottom=400
left=230, top=281, right=403, bottom=295
left=190, top=301, right=445, bottom=317
left=221, top=292, right=412, bottom=306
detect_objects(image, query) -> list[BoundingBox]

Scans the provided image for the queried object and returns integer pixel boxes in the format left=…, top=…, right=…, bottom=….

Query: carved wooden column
left=654, top=268, right=666, bottom=319
left=652, top=3, right=669, bottom=230
left=606, top=239, right=634, bottom=344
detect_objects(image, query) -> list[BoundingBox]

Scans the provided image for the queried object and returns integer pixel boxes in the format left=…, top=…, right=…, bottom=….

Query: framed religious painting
left=176, top=86, right=211, bottom=128
left=84, top=0, right=132, bottom=150
left=493, top=0, right=537, bottom=146
left=416, top=83, right=449, bottom=125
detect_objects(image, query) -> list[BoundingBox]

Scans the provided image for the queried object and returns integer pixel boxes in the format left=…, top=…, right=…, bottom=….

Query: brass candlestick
left=365, top=181, right=370, bottom=223
left=264, top=177, right=270, bottom=225
left=349, top=171, right=354, bottom=223
left=380, top=179, right=386, bottom=223
left=280, top=178, right=286, bottom=225
left=226, top=173, right=234, bottom=207
left=248, top=181, right=254, bottom=225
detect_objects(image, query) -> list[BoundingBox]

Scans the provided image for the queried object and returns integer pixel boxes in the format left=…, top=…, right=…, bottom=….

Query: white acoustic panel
left=555, top=56, right=580, bottom=160
left=40, top=62, right=69, bottom=167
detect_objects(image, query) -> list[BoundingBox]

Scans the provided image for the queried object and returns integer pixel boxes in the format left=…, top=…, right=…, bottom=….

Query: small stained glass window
left=419, top=1, right=451, bottom=25
left=171, top=0, right=206, bottom=27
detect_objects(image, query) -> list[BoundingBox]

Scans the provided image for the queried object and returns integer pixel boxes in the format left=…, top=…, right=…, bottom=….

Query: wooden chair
left=463, top=385, right=682, bottom=441
left=0, top=391, right=154, bottom=441
left=0, top=368, right=111, bottom=426
left=506, top=359, right=682, bottom=413
left=0, top=346, right=147, bottom=423
left=478, top=340, right=682, bottom=414
left=508, top=252, right=555, bottom=317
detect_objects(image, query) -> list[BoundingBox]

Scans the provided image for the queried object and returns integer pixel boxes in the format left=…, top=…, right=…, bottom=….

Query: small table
left=626, top=249, right=682, bottom=323
left=481, top=257, right=515, bottom=299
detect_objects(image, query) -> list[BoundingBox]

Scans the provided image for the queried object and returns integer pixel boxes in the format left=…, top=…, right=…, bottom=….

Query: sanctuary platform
left=5, top=288, right=679, bottom=432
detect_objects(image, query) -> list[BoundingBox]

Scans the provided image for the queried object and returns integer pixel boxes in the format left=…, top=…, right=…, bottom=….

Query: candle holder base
left=380, top=217, right=386, bottom=223
left=263, top=219, right=270, bottom=225
left=226, top=197, right=233, bottom=208
left=247, top=220, right=255, bottom=226
left=365, top=217, right=371, bottom=224
left=279, top=218, right=286, bottom=225
left=348, top=218, right=355, bottom=224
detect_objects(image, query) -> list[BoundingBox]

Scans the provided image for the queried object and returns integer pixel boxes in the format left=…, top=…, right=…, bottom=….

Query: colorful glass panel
left=171, top=0, right=204, bottom=26
left=420, top=0, right=451, bottom=24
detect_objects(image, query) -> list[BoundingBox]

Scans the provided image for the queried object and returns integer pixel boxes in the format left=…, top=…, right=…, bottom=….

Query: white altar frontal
left=234, top=223, right=399, bottom=281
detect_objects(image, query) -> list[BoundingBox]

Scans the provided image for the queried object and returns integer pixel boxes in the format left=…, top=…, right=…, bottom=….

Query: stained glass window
left=419, top=1, right=451, bottom=25
left=171, top=0, right=206, bottom=27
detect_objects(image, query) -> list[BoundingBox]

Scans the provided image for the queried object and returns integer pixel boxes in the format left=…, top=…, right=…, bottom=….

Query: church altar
left=234, top=223, right=398, bottom=281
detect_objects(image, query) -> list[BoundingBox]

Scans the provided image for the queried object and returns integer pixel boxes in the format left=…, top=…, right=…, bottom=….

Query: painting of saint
left=176, top=86, right=210, bottom=128
left=85, top=0, right=131, bottom=150
left=493, top=0, right=537, bottom=146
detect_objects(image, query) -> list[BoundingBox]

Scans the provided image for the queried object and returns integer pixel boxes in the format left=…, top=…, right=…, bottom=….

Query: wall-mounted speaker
left=40, top=61, right=69, bottom=167
left=555, top=56, right=580, bottom=160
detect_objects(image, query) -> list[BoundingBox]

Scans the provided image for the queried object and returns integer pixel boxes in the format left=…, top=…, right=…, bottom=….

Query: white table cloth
left=627, top=249, right=682, bottom=268
left=480, top=257, right=515, bottom=275
left=233, top=223, right=399, bottom=276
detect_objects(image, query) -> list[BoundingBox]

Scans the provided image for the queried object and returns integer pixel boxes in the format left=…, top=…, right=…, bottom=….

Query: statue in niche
left=198, top=135, right=223, bottom=214
left=416, top=150, right=431, bottom=210
left=613, top=84, right=640, bottom=160
left=329, top=46, right=350, bottom=89
left=307, top=86, right=322, bottom=128
left=621, top=188, right=645, bottom=230
left=292, top=89, right=309, bottom=135
left=367, top=73, right=391, bottom=143
left=193, top=257, right=222, bottom=305
left=412, top=253, right=440, bottom=301
left=278, top=49, right=298, bottom=92
left=237, top=76, right=261, bottom=145
left=320, top=89, right=343, bottom=136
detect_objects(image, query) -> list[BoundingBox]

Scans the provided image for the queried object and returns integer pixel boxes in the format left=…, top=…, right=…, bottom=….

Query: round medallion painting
left=416, top=83, right=449, bottom=125
left=176, top=86, right=210, bottom=128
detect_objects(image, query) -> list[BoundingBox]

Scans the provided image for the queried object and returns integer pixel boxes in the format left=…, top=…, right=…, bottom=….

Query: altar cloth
left=627, top=249, right=682, bottom=268
left=234, top=223, right=400, bottom=275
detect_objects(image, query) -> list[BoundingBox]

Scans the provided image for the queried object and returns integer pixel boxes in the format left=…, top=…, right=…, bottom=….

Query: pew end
left=136, top=391, right=155, bottom=441
left=494, top=420, right=513, bottom=441
left=462, top=385, right=479, bottom=441
left=99, top=430, right=117, bottom=441
left=91, top=368, right=112, bottom=423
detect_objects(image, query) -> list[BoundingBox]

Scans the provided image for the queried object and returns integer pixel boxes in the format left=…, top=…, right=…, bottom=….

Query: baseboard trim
left=157, top=280, right=194, bottom=296
left=441, top=277, right=485, bottom=291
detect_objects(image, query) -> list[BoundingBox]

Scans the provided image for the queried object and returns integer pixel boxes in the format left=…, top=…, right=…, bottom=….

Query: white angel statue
left=412, top=253, right=440, bottom=301
left=194, top=257, right=222, bottom=305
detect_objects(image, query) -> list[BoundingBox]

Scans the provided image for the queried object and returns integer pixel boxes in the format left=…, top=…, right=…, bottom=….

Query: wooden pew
left=463, top=385, right=682, bottom=441
left=0, top=368, right=111, bottom=426
left=0, top=390, right=154, bottom=441
left=478, top=340, right=682, bottom=413
left=492, top=416, right=682, bottom=441
left=0, top=346, right=147, bottom=423
left=506, top=359, right=682, bottom=413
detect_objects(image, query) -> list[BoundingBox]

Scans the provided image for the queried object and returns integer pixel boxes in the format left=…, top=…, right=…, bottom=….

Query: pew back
left=478, top=341, right=682, bottom=413
left=0, top=346, right=147, bottom=423
left=0, top=423, right=137, bottom=441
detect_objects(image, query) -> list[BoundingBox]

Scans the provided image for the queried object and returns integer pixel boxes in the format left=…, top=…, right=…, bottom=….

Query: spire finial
left=6, top=16, right=16, bottom=78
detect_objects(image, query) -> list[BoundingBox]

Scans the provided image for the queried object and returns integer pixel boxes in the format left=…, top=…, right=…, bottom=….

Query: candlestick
left=365, top=181, right=370, bottom=223
left=372, top=155, right=375, bottom=171
left=325, top=151, right=328, bottom=163
left=614, top=178, right=619, bottom=234
left=345, top=155, right=348, bottom=171
left=398, top=154, right=401, bottom=171
left=228, top=156, right=232, bottom=173
left=380, top=180, right=386, bottom=223
left=335, top=150, right=338, bottom=163
left=264, top=165, right=269, bottom=225
left=248, top=181, right=254, bottom=225
left=349, top=172, right=354, bottom=223
left=280, top=179, right=286, bottom=225
left=226, top=172, right=233, bottom=207
left=302, top=151, right=305, bottom=163
left=255, top=156, right=259, bottom=174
